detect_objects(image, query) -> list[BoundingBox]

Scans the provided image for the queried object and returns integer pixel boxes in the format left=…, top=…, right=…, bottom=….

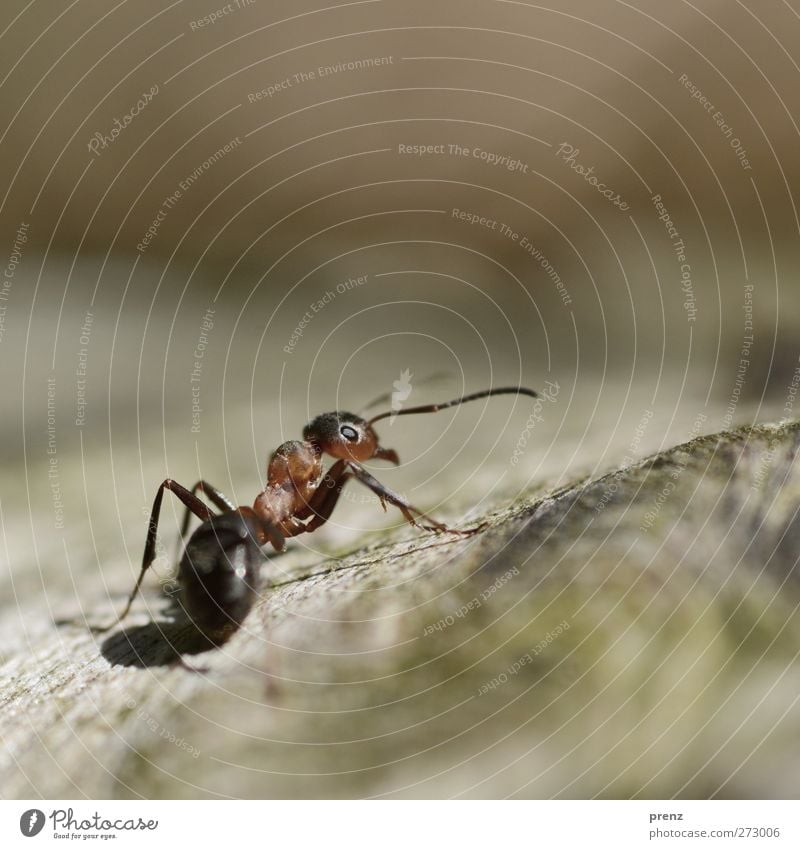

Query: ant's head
left=303, top=411, right=400, bottom=464
left=303, top=387, right=540, bottom=465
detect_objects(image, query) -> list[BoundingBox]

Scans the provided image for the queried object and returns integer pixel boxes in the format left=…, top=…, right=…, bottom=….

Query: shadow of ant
left=98, top=616, right=234, bottom=670
left=57, top=594, right=240, bottom=671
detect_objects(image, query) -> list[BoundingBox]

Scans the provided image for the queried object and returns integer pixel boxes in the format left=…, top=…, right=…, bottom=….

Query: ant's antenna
left=358, top=371, right=450, bottom=416
left=367, top=386, right=540, bottom=426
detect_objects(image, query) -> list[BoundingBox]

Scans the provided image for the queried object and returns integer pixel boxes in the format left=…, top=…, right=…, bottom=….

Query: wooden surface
left=2, top=421, right=799, bottom=799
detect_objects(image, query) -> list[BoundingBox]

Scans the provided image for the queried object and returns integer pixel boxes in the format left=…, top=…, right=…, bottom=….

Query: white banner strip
left=1, top=800, right=798, bottom=848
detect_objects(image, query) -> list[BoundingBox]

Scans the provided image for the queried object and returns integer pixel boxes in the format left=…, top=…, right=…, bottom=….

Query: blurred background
left=1, top=0, right=799, bottom=799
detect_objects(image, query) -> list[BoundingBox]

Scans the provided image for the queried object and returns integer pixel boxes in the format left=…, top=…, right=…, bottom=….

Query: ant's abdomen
left=178, top=513, right=263, bottom=636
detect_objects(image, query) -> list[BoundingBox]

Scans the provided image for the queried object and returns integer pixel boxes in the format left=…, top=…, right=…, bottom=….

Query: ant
left=98, top=386, right=539, bottom=638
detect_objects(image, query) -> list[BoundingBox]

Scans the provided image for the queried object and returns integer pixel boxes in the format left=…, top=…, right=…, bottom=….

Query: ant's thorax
left=252, top=439, right=324, bottom=525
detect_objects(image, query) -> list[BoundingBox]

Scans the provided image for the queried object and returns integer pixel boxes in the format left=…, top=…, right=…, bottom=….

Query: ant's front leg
left=345, top=462, right=482, bottom=536
left=303, top=460, right=353, bottom=533
left=93, top=479, right=214, bottom=633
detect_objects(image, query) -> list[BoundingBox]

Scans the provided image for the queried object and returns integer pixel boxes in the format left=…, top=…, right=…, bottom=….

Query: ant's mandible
left=100, top=386, right=539, bottom=637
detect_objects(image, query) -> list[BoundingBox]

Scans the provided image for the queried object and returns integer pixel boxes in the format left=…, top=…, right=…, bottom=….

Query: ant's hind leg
left=178, top=480, right=236, bottom=544
left=93, top=480, right=214, bottom=633
left=347, top=462, right=482, bottom=536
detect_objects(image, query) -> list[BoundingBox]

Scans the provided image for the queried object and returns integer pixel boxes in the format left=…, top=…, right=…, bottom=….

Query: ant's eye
left=340, top=425, right=359, bottom=441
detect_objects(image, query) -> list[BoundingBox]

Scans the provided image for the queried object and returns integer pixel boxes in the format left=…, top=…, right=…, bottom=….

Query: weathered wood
left=1, top=421, right=799, bottom=798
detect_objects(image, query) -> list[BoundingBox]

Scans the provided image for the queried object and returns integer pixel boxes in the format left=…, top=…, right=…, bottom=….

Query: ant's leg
left=178, top=480, right=236, bottom=545
left=281, top=517, right=307, bottom=537
left=346, top=462, right=481, bottom=535
left=303, top=461, right=354, bottom=533
left=260, top=518, right=288, bottom=551
left=237, top=506, right=288, bottom=552
left=94, top=480, right=214, bottom=632
left=291, top=460, right=348, bottom=522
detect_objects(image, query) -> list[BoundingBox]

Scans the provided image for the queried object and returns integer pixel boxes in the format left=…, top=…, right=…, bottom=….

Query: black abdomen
left=178, top=512, right=263, bottom=636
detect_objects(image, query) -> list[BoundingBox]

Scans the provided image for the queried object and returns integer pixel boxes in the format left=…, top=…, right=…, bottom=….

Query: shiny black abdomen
left=178, top=512, right=263, bottom=635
